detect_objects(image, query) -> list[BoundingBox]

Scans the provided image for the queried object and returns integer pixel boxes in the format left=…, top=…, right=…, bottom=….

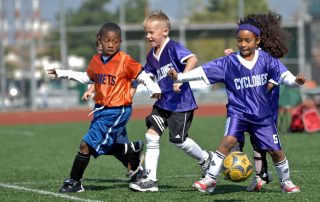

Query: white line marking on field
left=162, top=174, right=198, bottom=178
left=0, top=183, right=104, bottom=202
left=0, top=129, right=35, bottom=136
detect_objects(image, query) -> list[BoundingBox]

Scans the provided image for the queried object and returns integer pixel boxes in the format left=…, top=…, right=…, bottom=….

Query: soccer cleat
left=246, top=172, right=273, bottom=192
left=193, top=176, right=217, bottom=193
left=128, top=167, right=147, bottom=183
left=59, top=178, right=84, bottom=193
left=129, top=178, right=159, bottom=192
left=280, top=179, right=300, bottom=193
left=199, top=151, right=213, bottom=177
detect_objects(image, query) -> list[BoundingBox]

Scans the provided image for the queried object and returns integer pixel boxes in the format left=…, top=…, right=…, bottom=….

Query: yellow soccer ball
left=222, top=151, right=253, bottom=182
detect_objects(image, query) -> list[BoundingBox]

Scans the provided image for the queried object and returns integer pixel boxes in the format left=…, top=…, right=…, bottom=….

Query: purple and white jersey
left=143, top=38, right=197, bottom=112
left=269, top=61, right=290, bottom=124
left=201, top=49, right=281, bottom=125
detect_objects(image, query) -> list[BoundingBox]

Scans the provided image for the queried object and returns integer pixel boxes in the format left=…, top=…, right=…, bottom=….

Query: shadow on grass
left=84, top=178, right=128, bottom=183
left=162, top=184, right=279, bottom=194
left=81, top=178, right=130, bottom=191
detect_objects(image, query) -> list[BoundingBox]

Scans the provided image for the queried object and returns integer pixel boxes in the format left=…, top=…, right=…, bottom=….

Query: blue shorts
left=83, top=104, right=132, bottom=158
left=224, top=117, right=282, bottom=151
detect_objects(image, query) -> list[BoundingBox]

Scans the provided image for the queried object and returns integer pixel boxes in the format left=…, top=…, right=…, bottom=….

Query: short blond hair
left=143, top=11, right=171, bottom=30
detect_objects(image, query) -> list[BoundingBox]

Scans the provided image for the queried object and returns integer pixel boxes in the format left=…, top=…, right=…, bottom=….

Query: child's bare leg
left=207, top=136, right=238, bottom=178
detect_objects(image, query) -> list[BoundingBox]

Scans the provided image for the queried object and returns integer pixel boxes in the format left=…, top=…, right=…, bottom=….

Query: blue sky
left=38, top=0, right=300, bottom=24
left=1, top=0, right=300, bottom=36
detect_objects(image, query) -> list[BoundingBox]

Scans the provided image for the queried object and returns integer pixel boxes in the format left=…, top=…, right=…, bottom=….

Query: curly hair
left=239, top=12, right=289, bottom=58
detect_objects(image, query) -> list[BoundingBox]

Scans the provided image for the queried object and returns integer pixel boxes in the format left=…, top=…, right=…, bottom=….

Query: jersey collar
left=153, top=37, right=170, bottom=61
left=236, top=49, right=259, bottom=70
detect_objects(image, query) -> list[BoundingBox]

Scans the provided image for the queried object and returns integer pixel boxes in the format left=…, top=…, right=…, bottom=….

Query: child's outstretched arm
left=281, top=72, right=307, bottom=86
left=168, top=67, right=208, bottom=83
left=173, top=55, right=198, bottom=93
left=46, top=69, right=93, bottom=84
left=267, top=72, right=307, bottom=92
left=136, top=70, right=162, bottom=99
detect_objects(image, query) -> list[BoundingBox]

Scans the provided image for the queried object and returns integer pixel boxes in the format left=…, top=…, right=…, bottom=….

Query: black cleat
left=59, top=178, right=84, bottom=193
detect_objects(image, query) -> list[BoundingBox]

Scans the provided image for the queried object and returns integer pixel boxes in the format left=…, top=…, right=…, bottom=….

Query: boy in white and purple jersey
left=129, top=11, right=211, bottom=192
left=143, top=41, right=198, bottom=112
left=169, top=12, right=305, bottom=194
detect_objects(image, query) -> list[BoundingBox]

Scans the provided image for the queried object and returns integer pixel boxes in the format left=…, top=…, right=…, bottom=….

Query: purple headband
left=237, top=24, right=261, bottom=36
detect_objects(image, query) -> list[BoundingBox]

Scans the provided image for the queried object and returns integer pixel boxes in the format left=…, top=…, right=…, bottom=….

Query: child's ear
left=256, top=36, right=261, bottom=47
left=163, top=27, right=170, bottom=37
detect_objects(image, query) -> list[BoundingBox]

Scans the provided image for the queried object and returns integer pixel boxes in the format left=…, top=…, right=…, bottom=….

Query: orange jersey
left=87, top=51, right=142, bottom=107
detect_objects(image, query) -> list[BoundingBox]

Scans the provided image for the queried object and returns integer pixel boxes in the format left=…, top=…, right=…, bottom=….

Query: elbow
left=192, top=55, right=199, bottom=65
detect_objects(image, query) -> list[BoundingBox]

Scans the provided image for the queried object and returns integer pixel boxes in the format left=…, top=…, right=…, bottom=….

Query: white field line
left=0, top=183, right=103, bottom=202
left=0, top=129, right=35, bottom=136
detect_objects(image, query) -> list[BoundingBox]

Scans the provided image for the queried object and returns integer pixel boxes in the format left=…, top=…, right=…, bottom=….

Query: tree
left=189, top=0, right=269, bottom=23
left=45, top=0, right=147, bottom=67
left=186, top=0, right=269, bottom=62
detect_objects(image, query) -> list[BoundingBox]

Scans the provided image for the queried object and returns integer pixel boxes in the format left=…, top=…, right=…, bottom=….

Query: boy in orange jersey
left=47, top=22, right=160, bottom=193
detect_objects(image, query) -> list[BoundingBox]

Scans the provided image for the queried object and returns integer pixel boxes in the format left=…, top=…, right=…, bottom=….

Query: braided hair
left=239, top=12, right=289, bottom=58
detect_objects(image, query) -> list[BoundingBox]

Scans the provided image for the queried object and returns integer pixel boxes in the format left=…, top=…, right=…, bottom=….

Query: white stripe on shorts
left=152, top=115, right=165, bottom=132
left=224, top=117, right=231, bottom=136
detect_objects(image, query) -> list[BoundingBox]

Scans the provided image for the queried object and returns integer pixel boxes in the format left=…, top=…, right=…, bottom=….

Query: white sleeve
left=280, top=71, right=298, bottom=86
left=176, top=66, right=209, bottom=84
left=136, top=71, right=162, bottom=98
left=56, top=69, right=94, bottom=84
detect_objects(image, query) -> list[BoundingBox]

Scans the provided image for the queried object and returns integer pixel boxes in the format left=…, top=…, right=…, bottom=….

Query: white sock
left=274, top=157, right=290, bottom=182
left=145, top=133, right=160, bottom=182
left=253, top=150, right=262, bottom=174
left=174, top=138, right=208, bottom=163
left=207, top=150, right=225, bottom=179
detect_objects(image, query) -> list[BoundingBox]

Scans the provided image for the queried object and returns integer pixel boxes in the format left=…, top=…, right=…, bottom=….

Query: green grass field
left=0, top=116, right=319, bottom=201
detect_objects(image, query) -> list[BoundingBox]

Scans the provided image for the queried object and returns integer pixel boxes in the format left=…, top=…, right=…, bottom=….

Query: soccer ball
left=222, top=151, right=253, bottom=182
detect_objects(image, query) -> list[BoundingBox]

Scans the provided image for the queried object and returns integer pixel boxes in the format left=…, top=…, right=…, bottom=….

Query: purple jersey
left=143, top=39, right=198, bottom=112
left=201, top=50, right=281, bottom=125
left=269, top=61, right=289, bottom=124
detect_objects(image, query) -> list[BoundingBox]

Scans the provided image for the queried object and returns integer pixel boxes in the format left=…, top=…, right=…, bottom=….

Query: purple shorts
left=224, top=117, right=282, bottom=151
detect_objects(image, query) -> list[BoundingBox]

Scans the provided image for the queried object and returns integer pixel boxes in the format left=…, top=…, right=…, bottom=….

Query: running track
left=0, top=104, right=226, bottom=126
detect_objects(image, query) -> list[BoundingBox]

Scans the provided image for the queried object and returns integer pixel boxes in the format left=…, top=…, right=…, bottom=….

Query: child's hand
left=224, top=48, right=234, bottom=56
left=167, top=68, right=178, bottom=80
left=82, top=91, right=93, bottom=101
left=47, top=69, right=58, bottom=79
left=173, top=83, right=182, bottom=93
left=295, top=74, right=307, bottom=85
left=267, top=82, right=275, bottom=91
left=151, top=93, right=162, bottom=99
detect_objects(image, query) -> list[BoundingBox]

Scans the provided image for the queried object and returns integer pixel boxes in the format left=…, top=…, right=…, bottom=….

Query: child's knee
left=268, top=150, right=285, bottom=162
left=79, top=141, right=90, bottom=154
left=145, top=133, right=160, bottom=149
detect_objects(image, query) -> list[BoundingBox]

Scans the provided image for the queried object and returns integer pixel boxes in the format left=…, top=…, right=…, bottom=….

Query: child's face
left=100, top=31, right=122, bottom=56
left=237, top=30, right=260, bottom=59
left=144, top=20, right=169, bottom=49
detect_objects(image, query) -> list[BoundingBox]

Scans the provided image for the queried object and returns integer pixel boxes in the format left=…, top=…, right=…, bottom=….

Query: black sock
left=108, top=143, right=126, bottom=155
left=114, top=152, right=129, bottom=169
left=259, top=151, right=269, bottom=182
left=109, top=143, right=140, bottom=171
left=69, top=152, right=90, bottom=181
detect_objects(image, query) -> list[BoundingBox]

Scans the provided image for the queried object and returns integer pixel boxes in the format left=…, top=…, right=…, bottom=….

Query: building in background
left=0, top=0, right=318, bottom=110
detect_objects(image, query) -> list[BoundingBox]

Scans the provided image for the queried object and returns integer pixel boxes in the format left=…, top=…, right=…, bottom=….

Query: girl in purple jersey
left=225, top=12, right=306, bottom=192
left=169, top=12, right=305, bottom=194
left=129, top=11, right=212, bottom=192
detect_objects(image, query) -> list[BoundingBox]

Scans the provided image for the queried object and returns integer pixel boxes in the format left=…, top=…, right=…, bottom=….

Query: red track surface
left=0, top=104, right=226, bottom=126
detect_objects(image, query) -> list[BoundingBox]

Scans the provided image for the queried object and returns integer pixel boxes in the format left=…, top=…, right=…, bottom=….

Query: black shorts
left=146, top=106, right=194, bottom=143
